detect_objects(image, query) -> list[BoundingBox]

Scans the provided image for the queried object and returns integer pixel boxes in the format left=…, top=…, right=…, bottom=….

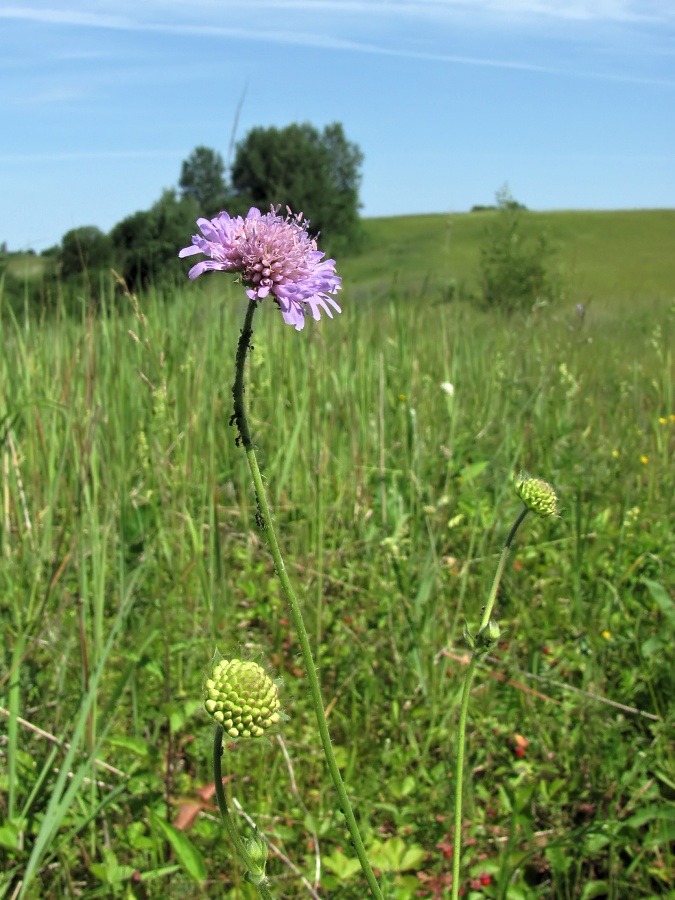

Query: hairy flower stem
left=232, top=299, right=384, bottom=900
left=451, top=505, right=530, bottom=900
left=213, top=726, right=274, bottom=899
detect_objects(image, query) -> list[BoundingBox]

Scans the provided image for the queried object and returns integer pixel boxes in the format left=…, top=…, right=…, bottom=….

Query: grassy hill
left=341, top=208, right=675, bottom=304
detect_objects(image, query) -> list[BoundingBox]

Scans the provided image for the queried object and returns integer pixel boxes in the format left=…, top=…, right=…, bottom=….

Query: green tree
left=179, top=146, right=229, bottom=217
left=231, top=122, right=363, bottom=254
left=110, top=189, right=198, bottom=291
left=60, top=226, right=112, bottom=279
left=479, top=188, right=558, bottom=313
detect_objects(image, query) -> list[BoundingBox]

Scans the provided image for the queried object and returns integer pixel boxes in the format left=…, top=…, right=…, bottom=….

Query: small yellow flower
left=659, top=417, right=667, bottom=425
left=601, top=630, right=611, bottom=640
left=611, top=449, right=620, bottom=458
left=670, top=414, right=675, bottom=423
left=398, top=393, right=406, bottom=401
left=640, top=455, right=649, bottom=464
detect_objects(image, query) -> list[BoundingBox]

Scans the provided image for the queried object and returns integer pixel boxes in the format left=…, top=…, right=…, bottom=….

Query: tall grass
left=0, top=263, right=673, bottom=898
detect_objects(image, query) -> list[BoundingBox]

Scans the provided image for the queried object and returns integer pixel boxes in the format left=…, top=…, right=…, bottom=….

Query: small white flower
left=441, top=381, right=455, bottom=397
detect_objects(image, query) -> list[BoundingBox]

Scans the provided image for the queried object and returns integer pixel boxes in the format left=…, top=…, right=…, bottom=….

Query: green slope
left=340, top=208, right=675, bottom=304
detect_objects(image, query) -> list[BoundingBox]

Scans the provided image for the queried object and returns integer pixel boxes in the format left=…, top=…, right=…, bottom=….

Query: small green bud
left=244, top=830, right=269, bottom=869
left=485, top=619, right=501, bottom=642
left=475, top=619, right=501, bottom=652
left=514, top=472, right=559, bottom=518
left=204, top=657, right=281, bottom=738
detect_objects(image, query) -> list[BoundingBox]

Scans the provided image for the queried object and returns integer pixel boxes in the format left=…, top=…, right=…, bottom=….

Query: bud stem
left=213, top=726, right=274, bottom=899
left=451, top=504, right=530, bottom=900
left=480, top=505, right=529, bottom=634
left=231, top=299, right=384, bottom=900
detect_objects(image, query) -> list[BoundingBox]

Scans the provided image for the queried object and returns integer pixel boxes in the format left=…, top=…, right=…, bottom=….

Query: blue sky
left=1, top=0, right=674, bottom=252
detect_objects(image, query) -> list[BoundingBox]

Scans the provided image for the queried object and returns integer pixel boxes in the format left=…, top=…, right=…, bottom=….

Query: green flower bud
left=474, top=619, right=501, bottom=652
left=244, top=831, right=269, bottom=869
left=204, top=657, right=281, bottom=739
left=485, top=619, right=501, bottom=642
left=514, top=472, right=559, bottom=518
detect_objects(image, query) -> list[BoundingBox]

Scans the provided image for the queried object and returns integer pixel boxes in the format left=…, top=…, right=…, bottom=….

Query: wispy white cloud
left=378, top=0, right=669, bottom=23
left=0, top=6, right=130, bottom=28
left=1, top=4, right=673, bottom=87
left=200, top=0, right=675, bottom=24
left=1, top=0, right=673, bottom=28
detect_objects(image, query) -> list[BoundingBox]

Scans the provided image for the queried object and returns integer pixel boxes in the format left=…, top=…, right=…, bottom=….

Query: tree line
left=3, top=134, right=564, bottom=317
left=36, top=121, right=364, bottom=294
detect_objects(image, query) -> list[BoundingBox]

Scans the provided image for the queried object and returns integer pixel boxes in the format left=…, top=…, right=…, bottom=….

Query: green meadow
left=1, top=209, right=674, bottom=899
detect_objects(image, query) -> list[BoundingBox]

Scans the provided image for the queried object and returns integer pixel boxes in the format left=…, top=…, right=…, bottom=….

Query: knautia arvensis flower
left=514, top=472, right=559, bottom=518
left=179, top=205, right=341, bottom=331
left=204, top=657, right=282, bottom=739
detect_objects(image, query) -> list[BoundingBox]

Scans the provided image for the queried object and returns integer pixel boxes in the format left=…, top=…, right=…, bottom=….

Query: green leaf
left=625, top=805, right=675, bottom=829
left=168, top=699, right=203, bottom=733
left=498, top=783, right=512, bottom=813
left=643, top=579, right=675, bottom=629
left=460, top=460, right=489, bottom=481
left=152, top=816, right=206, bottom=885
left=399, top=845, right=427, bottom=871
left=106, top=735, right=151, bottom=757
left=584, top=832, right=610, bottom=854
left=322, top=850, right=362, bottom=879
left=90, top=848, right=137, bottom=886
left=581, top=881, right=610, bottom=900
left=641, top=636, right=662, bottom=658
left=654, top=769, right=675, bottom=792
left=546, top=844, right=570, bottom=874
left=0, top=821, right=21, bottom=851
left=367, top=836, right=426, bottom=873
left=390, top=775, right=416, bottom=799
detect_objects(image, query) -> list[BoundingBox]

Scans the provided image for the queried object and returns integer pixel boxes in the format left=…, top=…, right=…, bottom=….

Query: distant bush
left=472, top=199, right=527, bottom=213
left=479, top=189, right=558, bottom=313
left=179, top=146, right=230, bottom=218
left=110, top=189, right=198, bottom=291
left=60, top=226, right=112, bottom=280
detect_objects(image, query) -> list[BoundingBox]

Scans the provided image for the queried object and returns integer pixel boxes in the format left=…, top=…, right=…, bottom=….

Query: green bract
left=204, top=658, right=281, bottom=739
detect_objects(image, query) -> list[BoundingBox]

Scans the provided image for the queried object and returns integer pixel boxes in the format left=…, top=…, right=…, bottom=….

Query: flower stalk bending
left=231, top=298, right=383, bottom=900
left=212, top=726, right=274, bottom=899
left=451, top=475, right=558, bottom=900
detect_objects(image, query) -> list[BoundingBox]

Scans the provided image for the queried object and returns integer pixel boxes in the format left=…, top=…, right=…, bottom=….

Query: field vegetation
left=1, top=209, right=674, bottom=898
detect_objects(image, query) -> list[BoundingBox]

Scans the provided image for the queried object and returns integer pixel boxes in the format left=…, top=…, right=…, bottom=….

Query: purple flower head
left=179, top=205, right=342, bottom=331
